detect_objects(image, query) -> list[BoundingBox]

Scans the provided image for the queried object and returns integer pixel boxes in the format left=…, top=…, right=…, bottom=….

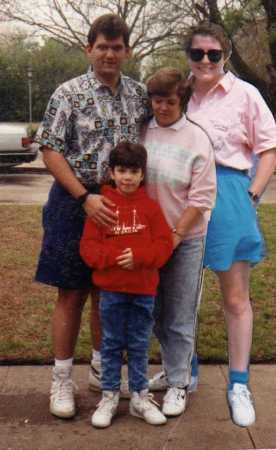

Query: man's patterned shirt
left=35, top=69, right=150, bottom=185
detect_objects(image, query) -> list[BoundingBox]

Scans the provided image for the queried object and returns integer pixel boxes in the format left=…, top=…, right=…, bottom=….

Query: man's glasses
left=189, top=48, right=223, bottom=63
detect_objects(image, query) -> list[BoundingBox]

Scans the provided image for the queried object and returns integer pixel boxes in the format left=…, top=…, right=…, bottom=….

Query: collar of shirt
left=148, top=114, right=187, bottom=131
left=87, top=67, right=124, bottom=95
left=217, top=71, right=236, bottom=93
left=191, top=70, right=236, bottom=104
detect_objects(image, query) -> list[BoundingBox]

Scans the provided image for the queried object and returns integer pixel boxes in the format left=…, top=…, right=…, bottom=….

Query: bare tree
left=0, top=0, right=198, bottom=60
left=0, top=0, right=275, bottom=112
left=198, top=0, right=276, bottom=112
left=158, top=0, right=276, bottom=112
left=147, top=0, right=274, bottom=112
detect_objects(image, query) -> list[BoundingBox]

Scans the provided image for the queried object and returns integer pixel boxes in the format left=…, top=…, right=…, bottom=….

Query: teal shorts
left=203, top=165, right=265, bottom=272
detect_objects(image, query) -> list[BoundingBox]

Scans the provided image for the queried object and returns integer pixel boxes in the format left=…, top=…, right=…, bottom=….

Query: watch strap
left=76, top=191, right=90, bottom=206
left=248, top=190, right=259, bottom=202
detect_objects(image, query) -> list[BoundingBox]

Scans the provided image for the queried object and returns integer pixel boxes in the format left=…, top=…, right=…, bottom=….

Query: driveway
left=0, top=153, right=275, bottom=204
left=0, top=154, right=53, bottom=204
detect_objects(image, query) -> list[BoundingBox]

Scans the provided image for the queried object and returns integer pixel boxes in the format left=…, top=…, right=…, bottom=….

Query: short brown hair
left=109, top=142, right=147, bottom=175
left=87, top=14, right=130, bottom=47
left=184, top=22, right=232, bottom=58
left=146, top=68, right=192, bottom=111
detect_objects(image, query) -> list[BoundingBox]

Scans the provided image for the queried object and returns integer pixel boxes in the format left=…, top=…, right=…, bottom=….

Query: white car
left=0, top=122, right=38, bottom=168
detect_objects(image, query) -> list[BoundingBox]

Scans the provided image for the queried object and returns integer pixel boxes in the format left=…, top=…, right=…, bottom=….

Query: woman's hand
left=249, top=148, right=276, bottom=197
left=116, top=248, right=134, bottom=270
left=172, top=233, right=183, bottom=249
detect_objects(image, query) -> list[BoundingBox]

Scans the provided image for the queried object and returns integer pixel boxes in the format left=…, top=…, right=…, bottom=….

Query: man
left=35, top=13, right=150, bottom=419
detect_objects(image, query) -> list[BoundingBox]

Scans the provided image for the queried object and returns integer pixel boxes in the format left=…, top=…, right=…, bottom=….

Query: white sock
left=91, top=349, right=101, bottom=366
left=54, top=357, right=73, bottom=370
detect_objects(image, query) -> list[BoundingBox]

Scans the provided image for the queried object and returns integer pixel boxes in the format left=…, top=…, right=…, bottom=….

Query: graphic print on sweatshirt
left=107, top=205, right=146, bottom=236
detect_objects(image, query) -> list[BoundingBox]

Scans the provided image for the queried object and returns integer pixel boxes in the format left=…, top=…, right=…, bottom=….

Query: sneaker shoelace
left=140, top=393, right=160, bottom=410
left=166, top=387, right=185, bottom=403
left=96, top=395, right=117, bottom=413
left=151, top=371, right=166, bottom=382
left=52, top=378, right=77, bottom=402
left=232, top=385, right=253, bottom=405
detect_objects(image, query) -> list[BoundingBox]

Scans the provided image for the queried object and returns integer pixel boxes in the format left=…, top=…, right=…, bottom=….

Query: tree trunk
left=205, top=0, right=276, bottom=115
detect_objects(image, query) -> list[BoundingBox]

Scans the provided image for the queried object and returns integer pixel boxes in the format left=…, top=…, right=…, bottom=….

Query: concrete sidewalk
left=0, top=364, right=275, bottom=450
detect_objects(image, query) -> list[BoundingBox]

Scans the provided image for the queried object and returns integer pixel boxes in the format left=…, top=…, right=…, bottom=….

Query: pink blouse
left=187, top=71, right=276, bottom=170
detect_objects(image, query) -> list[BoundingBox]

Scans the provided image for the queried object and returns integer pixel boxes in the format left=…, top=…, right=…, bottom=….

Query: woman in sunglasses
left=184, top=23, right=276, bottom=427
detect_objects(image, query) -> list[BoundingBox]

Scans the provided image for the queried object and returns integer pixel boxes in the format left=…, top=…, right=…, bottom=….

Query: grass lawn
left=0, top=204, right=275, bottom=364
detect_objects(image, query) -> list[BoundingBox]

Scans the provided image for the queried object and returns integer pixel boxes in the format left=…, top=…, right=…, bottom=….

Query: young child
left=80, top=142, right=173, bottom=428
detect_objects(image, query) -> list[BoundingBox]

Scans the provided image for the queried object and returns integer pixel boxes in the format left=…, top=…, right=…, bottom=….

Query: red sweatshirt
left=80, top=185, right=173, bottom=295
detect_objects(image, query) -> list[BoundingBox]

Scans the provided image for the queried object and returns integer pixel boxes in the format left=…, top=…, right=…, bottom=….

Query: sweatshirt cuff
left=107, top=248, right=121, bottom=266
left=132, top=248, right=147, bottom=266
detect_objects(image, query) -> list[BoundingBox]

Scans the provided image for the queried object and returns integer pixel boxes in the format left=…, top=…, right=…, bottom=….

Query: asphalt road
left=0, top=170, right=53, bottom=204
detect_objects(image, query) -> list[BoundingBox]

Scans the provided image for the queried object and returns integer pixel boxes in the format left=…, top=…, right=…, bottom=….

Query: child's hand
left=116, top=248, right=134, bottom=270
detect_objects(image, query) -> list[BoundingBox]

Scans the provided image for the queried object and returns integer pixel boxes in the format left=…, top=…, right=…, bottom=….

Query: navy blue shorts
left=35, top=181, right=99, bottom=289
left=204, top=165, right=265, bottom=272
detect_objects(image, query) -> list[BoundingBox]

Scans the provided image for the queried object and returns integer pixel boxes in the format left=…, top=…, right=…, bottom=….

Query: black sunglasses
left=189, top=48, right=223, bottom=63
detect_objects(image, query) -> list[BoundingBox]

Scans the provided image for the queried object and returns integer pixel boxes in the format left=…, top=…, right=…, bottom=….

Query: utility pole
left=27, top=65, right=33, bottom=124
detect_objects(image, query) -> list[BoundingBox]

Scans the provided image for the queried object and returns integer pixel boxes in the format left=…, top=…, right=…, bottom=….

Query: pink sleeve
left=132, top=205, right=173, bottom=269
left=187, top=141, right=216, bottom=212
left=246, top=88, right=276, bottom=154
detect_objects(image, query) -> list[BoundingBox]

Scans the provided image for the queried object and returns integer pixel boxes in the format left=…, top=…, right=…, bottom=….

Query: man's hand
left=116, top=248, right=134, bottom=270
left=83, top=194, right=117, bottom=226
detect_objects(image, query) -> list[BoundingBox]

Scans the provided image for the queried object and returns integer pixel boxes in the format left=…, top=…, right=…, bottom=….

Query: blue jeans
left=99, top=290, right=154, bottom=392
left=154, top=237, right=205, bottom=388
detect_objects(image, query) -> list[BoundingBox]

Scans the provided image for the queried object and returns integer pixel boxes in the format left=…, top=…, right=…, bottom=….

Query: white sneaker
left=88, top=361, right=101, bottom=392
left=50, top=367, right=76, bottom=418
left=162, top=387, right=187, bottom=417
left=227, top=383, right=256, bottom=427
left=130, top=390, right=167, bottom=425
left=149, top=370, right=198, bottom=394
left=91, top=391, right=120, bottom=428
left=149, top=371, right=168, bottom=391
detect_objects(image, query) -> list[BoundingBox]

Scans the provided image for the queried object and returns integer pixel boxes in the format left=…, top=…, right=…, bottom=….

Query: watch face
left=248, top=190, right=259, bottom=203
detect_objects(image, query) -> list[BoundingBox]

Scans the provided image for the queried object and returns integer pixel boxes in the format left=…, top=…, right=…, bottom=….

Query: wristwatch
left=76, top=191, right=90, bottom=206
left=248, top=190, right=260, bottom=203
